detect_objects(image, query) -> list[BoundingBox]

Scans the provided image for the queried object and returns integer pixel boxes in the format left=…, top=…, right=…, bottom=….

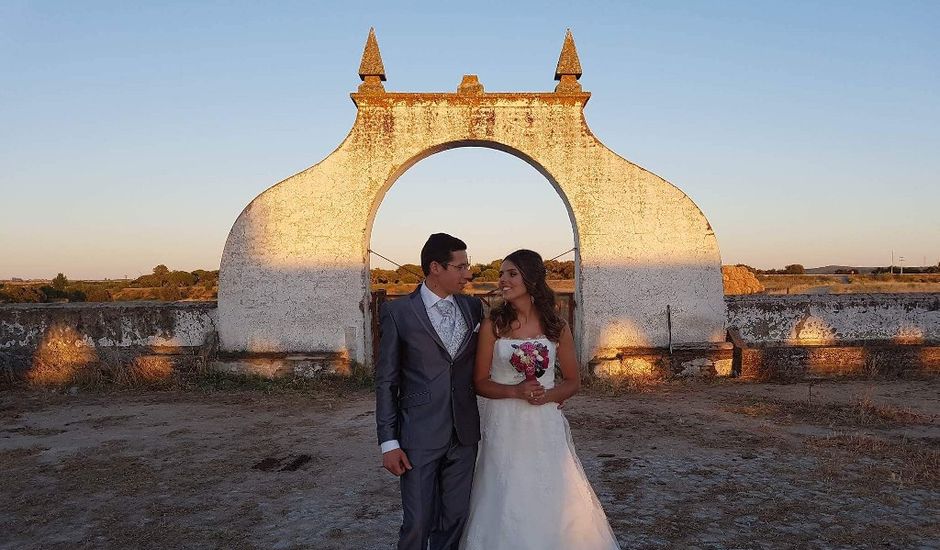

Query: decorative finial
left=554, top=29, right=582, bottom=93
left=358, top=27, right=386, bottom=93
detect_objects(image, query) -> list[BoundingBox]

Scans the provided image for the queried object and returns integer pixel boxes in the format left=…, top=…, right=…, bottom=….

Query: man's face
left=434, top=250, right=472, bottom=295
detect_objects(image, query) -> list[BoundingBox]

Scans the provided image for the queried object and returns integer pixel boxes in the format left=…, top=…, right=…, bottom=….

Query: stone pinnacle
left=358, top=27, right=386, bottom=93
left=554, top=29, right=582, bottom=93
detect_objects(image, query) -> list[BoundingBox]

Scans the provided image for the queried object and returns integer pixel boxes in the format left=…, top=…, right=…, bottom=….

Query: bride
left=460, top=249, right=620, bottom=550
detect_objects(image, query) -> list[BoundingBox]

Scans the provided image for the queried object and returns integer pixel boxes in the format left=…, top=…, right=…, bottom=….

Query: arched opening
left=365, top=144, right=579, bottom=366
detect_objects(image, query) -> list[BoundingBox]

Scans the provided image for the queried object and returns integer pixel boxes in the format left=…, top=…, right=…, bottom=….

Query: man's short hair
left=420, top=233, right=467, bottom=276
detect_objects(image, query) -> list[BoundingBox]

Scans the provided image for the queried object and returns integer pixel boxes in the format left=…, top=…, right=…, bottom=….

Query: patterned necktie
left=435, top=299, right=458, bottom=356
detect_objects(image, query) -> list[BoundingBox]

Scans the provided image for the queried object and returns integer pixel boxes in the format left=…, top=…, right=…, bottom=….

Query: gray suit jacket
left=375, top=288, right=483, bottom=450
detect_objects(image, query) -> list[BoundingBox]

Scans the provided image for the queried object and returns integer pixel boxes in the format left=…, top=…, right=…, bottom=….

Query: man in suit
left=375, top=233, right=484, bottom=550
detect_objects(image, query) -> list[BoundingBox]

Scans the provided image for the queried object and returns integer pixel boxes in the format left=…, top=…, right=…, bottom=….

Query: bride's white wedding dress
left=460, top=337, right=621, bottom=550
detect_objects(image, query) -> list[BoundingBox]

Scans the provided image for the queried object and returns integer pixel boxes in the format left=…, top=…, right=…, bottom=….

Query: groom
left=375, top=233, right=483, bottom=550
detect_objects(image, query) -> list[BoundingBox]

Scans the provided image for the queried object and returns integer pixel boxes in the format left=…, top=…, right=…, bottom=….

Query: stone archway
left=218, top=29, right=726, bottom=368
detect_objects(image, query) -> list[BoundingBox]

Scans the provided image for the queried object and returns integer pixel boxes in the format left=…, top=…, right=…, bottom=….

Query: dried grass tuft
left=722, top=393, right=933, bottom=427
left=808, top=434, right=940, bottom=488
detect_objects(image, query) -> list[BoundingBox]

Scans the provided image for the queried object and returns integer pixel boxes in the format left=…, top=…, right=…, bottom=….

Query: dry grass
left=109, top=285, right=217, bottom=301
left=27, top=325, right=98, bottom=386
left=582, top=372, right=666, bottom=394
left=15, top=323, right=193, bottom=389
left=19, top=352, right=203, bottom=391
left=757, top=273, right=940, bottom=294
left=5, top=350, right=375, bottom=398
left=722, top=394, right=934, bottom=427
left=807, top=434, right=940, bottom=488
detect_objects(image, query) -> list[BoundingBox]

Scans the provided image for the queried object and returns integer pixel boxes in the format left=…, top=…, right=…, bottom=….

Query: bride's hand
left=515, top=379, right=545, bottom=402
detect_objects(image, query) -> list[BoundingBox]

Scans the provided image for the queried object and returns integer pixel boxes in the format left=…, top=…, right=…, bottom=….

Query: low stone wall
left=726, top=293, right=940, bottom=379
left=0, top=302, right=217, bottom=381
left=3, top=294, right=939, bottom=383
left=590, top=343, right=734, bottom=379
left=726, top=293, right=940, bottom=345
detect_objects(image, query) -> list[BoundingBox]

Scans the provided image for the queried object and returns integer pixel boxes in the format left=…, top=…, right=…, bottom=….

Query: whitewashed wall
left=219, top=89, right=726, bottom=364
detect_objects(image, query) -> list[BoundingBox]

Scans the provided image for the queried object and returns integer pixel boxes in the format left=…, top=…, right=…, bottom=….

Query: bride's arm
left=544, top=323, right=581, bottom=404
left=473, top=318, right=543, bottom=400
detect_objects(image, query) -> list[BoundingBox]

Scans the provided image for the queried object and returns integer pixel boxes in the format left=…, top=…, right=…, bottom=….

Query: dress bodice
left=490, top=337, right=557, bottom=388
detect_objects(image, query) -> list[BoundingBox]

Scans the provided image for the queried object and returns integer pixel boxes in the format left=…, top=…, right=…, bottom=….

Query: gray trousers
left=398, top=433, right=477, bottom=550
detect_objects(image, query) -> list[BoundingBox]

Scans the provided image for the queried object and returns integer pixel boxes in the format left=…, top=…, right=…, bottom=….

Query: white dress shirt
left=380, top=283, right=456, bottom=454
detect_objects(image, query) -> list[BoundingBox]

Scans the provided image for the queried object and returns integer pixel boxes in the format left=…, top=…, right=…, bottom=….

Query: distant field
left=756, top=273, right=940, bottom=295
left=0, top=282, right=217, bottom=303
left=372, top=279, right=576, bottom=297
left=4, top=274, right=938, bottom=304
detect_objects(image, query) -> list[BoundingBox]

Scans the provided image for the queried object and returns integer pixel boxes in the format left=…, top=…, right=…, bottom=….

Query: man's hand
left=382, top=448, right=413, bottom=476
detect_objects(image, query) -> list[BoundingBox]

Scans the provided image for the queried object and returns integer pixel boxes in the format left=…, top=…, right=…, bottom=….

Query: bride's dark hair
left=490, top=249, right=566, bottom=342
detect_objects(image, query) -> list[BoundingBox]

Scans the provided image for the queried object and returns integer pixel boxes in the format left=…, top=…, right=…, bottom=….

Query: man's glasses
left=444, top=263, right=471, bottom=272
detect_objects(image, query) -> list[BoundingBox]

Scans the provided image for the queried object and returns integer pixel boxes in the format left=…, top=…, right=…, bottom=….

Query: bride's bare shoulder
left=480, top=317, right=504, bottom=340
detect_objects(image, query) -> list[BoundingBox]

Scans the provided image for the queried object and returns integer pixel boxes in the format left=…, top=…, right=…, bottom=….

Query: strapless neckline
left=498, top=335, right=548, bottom=341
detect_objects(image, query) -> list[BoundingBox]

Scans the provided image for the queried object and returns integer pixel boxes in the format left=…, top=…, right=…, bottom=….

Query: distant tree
left=370, top=268, right=399, bottom=284
left=0, top=285, right=43, bottom=303
left=139, top=274, right=163, bottom=287
left=153, top=265, right=170, bottom=277
left=83, top=287, right=112, bottom=302
left=158, top=286, right=182, bottom=301
left=544, top=260, right=575, bottom=280
left=191, top=269, right=219, bottom=287
left=66, top=289, right=86, bottom=302
left=167, top=270, right=197, bottom=287
left=480, top=268, right=499, bottom=281
left=52, top=273, right=68, bottom=291
left=784, top=264, right=805, bottom=275
left=399, top=272, right=421, bottom=284
left=396, top=264, right=424, bottom=282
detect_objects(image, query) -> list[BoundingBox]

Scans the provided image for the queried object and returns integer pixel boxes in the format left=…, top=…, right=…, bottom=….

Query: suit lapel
left=409, top=289, right=448, bottom=355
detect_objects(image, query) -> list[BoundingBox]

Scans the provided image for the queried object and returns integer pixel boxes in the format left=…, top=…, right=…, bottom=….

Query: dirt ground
left=1, top=379, right=938, bottom=549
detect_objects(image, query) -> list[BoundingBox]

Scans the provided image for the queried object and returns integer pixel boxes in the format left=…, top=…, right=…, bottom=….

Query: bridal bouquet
left=509, top=341, right=550, bottom=381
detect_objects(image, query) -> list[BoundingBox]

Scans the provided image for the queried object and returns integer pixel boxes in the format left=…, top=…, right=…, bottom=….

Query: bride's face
left=499, top=260, right=529, bottom=301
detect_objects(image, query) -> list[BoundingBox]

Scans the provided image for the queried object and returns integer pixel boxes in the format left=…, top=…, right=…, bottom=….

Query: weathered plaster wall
left=726, top=294, right=940, bottom=345
left=3, top=295, right=937, bottom=380
left=0, top=302, right=216, bottom=350
left=218, top=90, right=726, bottom=364
left=0, top=302, right=217, bottom=376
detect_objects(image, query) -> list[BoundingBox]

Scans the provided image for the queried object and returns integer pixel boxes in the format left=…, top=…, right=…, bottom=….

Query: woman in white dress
left=460, top=249, right=620, bottom=550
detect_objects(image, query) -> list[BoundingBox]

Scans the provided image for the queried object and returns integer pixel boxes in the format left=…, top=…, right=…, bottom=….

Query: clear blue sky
left=1, top=1, right=938, bottom=279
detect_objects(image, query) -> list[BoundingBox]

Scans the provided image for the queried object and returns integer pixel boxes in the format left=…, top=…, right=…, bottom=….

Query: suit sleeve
left=375, top=301, right=402, bottom=445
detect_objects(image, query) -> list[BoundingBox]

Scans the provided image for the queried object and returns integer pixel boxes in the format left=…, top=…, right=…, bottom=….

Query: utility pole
left=890, top=250, right=894, bottom=274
